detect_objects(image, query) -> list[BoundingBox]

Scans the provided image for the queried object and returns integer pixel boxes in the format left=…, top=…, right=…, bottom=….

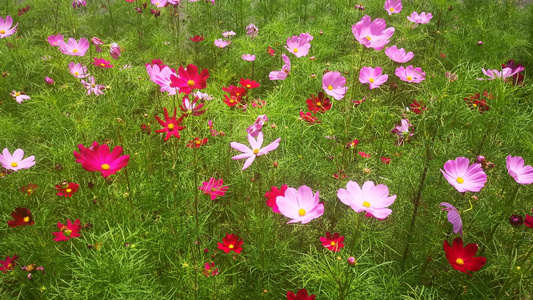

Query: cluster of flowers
left=464, top=90, right=492, bottom=112
left=221, top=78, right=260, bottom=109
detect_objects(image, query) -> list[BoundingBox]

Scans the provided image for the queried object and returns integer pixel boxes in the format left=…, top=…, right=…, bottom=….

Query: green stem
left=350, top=212, right=364, bottom=250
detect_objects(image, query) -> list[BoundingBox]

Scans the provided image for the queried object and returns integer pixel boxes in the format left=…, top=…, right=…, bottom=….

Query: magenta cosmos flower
left=352, top=15, right=395, bottom=51
left=241, top=54, right=255, bottom=62
left=198, top=178, right=228, bottom=200
left=407, top=12, right=433, bottom=24
left=68, top=62, right=89, bottom=78
left=269, top=54, right=291, bottom=80
left=246, top=114, right=268, bottom=137
left=0, top=16, right=18, bottom=38
left=93, top=58, right=113, bottom=68
left=395, top=66, right=425, bottom=83
left=441, top=157, right=487, bottom=193
left=52, top=219, right=81, bottom=241
left=440, top=202, right=463, bottom=235
left=506, top=155, right=533, bottom=185
left=359, top=67, right=388, bottom=89
left=74, top=142, right=130, bottom=178
left=230, top=132, right=281, bottom=171
left=214, top=39, right=230, bottom=48
left=276, top=185, right=324, bottom=224
left=285, top=33, right=313, bottom=57
left=337, top=181, right=396, bottom=219
left=169, top=64, right=209, bottom=95
left=385, top=45, right=414, bottom=63
left=47, top=34, right=63, bottom=46
left=109, top=43, right=121, bottom=59
left=0, top=148, right=35, bottom=171
left=322, top=71, right=348, bottom=100
left=57, top=38, right=89, bottom=56
left=384, top=0, right=402, bottom=15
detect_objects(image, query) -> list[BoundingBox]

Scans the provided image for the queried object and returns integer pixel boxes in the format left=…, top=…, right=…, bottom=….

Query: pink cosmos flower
left=199, top=178, right=228, bottom=200
left=440, top=202, right=463, bottom=235
left=385, top=45, right=414, bottom=63
left=0, top=16, right=18, bottom=38
left=92, top=58, right=113, bottom=68
left=151, top=0, right=167, bottom=7
left=45, top=76, right=55, bottom=85
left=479, top=67, right=524, bottom=81
left=109, top=43, right=121, bottom=59
left=395, top=65, right=425, bottom=83
left=222, top=31, right=236, bottom=38
left=352, top=15, right=395, bottom=51
left=230, top=132, right=281, bottom=171
left=391, top=118, right=413, bottom=138
left=72, top=0, right=87, bottom=9
left=0, top=148, right=35, bottom=171
left=269, top=54, right=291, bottom=80
left=47, top=34, right=63, bottom=46
left=384, top=0, right=402, bottom=15
left=276, top=185, right=324, bottom=224
left=57, top=38, right=89, bottom=56
left=81, top=76, right=105, bottom=96
left=180, top=96, right=206, bottom=117
left=214, top=39, right=231, bottom=48
left=246, top=23, right=258, bottom=38
left=359, top=67, right=388, bottom=89
left=322, top=71, right=347, bottom=100
left=337, top=181, right=396, bottom=219
left=441, top=157, right=487, bottom=193
left=246, top=114, right=268, bottom=137
left=68, top=62, right=89, bottom=78
left=169, top=64, right=209, bottom=95
left=91, top=37, right=103, bottom=52
left=407, top=12, right=433, bottom=24
left=506, top=156, right=533, bottom=185
left=10, top=91, right=30, bottom=104
left=285, top=33, right=313, bottom=57
left=52, top=219, right=81, bottom=241
left=358, top=151, right=371, bottom=158
left=74, top=142, right=130, bottom=178
left=146, top=64, right=178, bottom=95
left=195, top=90, right=214, bottom=101
left=242, top=54, right=256, bottom=62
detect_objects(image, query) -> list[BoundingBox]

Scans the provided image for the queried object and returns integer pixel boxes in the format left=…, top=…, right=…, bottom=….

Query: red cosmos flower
left=20, top=183, right=38, bottom=195
left=180, top=96, right=206, bottom=117
left=464, top=92, right=491, bottom=112
left=346, top=139, right=359, bottom=149
left=169, top=64, right=209, bottom=95
left=0, top=255, right=18, bottom=273
left=217, top=233, right=243, bottom=254
left=154, top=107, right=186, bottom=141
left=203, top=262, right=218, bottom=277
left=198, top=178, right=228, bottom=200
left=287, top=288, right=316, bottom=300
left=267, top=46, right=275, bottom=56
left=525, top=209, right=533, bottom=228
left=381, top=157, right=391, bottom=164
left=55, top=182, right=80, bottom=197
left=52, top=219, right=82, bottom=242
left=187, top=137, right=208, bottom=148
left=73, top=142, right=130, bottom=178
left=319, top=232, right=345, bottom=252
left=7, top=207, right=34, bottom=227
left=358, top=151, right=371, bottom=158
left=190, top=35, right=205, bottom=42
left=409, top=100, right=427, bottom=114
left=92, top=58, right=113, bottom=68
left=0, top=167, right=13, bottom=178
left=264, top=185, right=287, bottom=213
left=443, top=237, right=486, bottom=275
left=240, top=78, right=260, bottom=89
left=299, top=111, right=320, bottom=124
left=306, top=92, right=332, bottom=113
left=222, top=85, right=247, bottom=100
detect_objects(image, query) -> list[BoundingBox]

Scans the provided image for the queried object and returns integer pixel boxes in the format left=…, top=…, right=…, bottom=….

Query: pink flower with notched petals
left=276, top=185, right=324, bottom=224
left=440, top=202, right=463, bottom=235
left=69, top=62, right=89, bottom=78
left=441, top=157, right=487, bottom=193
left=52, top=219, right=81, bottom=241
left=384, top=0, right=402, bottom=15
left=81, top=76, right=105, bottom=96
left=169, top=64, right=209, bottom=95
left=407, top=12, right=433, bottom=24
left=57, top=38, right=89, bottom=56
left=337, top=181, right=396, bottom=219
left=0, top=148, right=35, bottom=171
left=214, top=39, right=230, bottom=48
left=146, top=64, right=178, bottom=95
left=285, top=33, right=313, bottom=57
left=506, top=155, right=533, bottom=185
left=47, top=34, right=63, bottom=46
left=352, top=15, right=395, bottom=51
left=269, top=54, right=291, bottom=80
left=222, top=31, right=236, bottom=38
left=385, top=45, right=414, bottom=63
left=199, top=178, right=228, bottom=200
left=395, top=65, right=425, bottom=83
left=73, top=142, right=130, bottom=178
left=230, top=132, right=281, bottom=171
left=10, top=91, right=30, bottom=104
left=151, top=0, right=167, bottom=7
left=0, top=16, right=18, bottom=38
left=322, top=71, right=348, bottom=100
left=247, top=114, right=268, bottom=137
left=359, top=67, right=388, bottom=89
left=241, top=54, right=255, bottom=62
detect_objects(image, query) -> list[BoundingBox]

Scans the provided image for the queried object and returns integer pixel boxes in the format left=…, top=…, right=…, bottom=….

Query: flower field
left=1, top=0, right=533, bottom=298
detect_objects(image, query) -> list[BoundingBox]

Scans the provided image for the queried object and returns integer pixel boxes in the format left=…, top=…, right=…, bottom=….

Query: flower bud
left=347, top=256, right=356, bottom=265
left=45, top=76, right=55, bottom=86
left=110, top=43, right=121, bottom=59
left=509, top=215, right=523, bottom=226
left=477, top=41, right=483, bottom=46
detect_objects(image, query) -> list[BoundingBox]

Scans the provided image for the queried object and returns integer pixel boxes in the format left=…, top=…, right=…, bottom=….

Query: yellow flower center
left=362, top=201, right=371, bottom=208
left=23, top=216, right=30, bottom=222
left=101, top=164, right=110, bottom=170
left=327, top=85, right=333, bottom=90
left=74, top=72, right=79, bottom=75
left=73, top=49, right=78, bottom=53
left=66, top=188, right=72, bottom=193
left=195, top=140, right=201, bottom=145
left=0, top=30, right=5, bottom=34
left=91, top=84, right=96, bottom=88
left=369, top=78, right=374, bottom=83
left=298, top=208, right=306, bottom=216
left=407, top=76, right=413, bottom=81
left=455, top=258, right=464, bottom=266
left=229, top=244, right=234, bottom=249
left=7, top=263, right=12, bottom=268
left=27, top=189, right=32, bottom=194
left=366, top=36, right=371, bottom=41
left=100, top=63, right=106, bottom=67
left=15, top=92, right=20, bottom=96
left=155, top=2, right=159, bottom=4
left=316, top=102, right=322, bottom=106
left=390, top=8, right=394, bottom=12
left=11, top=162, right=18, bottom=167
left=230, top=99, right=234, bottom=103
left=187, top=80, right=195, bottom=87
left=253, top=149, right=260, bottom=155
left=246, top=84, right=251, bottom=88
left=473, top=103, right=478, bottom=107
left=456, top=177, right=464, bottom=184
left=64, top=229, right=72, bottom=237
left=330, top=241, right=336, bottom=246
left=168, top=123, right=175, bottom=130
left=293, top=48, right=298, bottom=53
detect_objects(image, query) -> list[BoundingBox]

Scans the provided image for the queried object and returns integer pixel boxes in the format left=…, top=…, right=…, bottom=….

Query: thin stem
left=350, top=212, right=364, bottom=250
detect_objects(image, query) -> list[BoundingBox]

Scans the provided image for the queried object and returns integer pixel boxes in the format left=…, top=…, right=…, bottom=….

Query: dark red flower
left=240, top=78, right=260, bottom=89
left=52, top=219, right=82, bottom=242
left=222, top=85, right=247, bottom=99
left=20, top=183, right=38, bottom=195
left=267, top=46, right=275, bottom=56
left=525, top=209, right=533, bottom=228
left=169, top=64, right=209, bottom=95
left=509, top=215, right=523, bottom=226
left=409, top=100, right=427, bottom=114
left=264, top=185, right=287, bottom=213
left=443, top=237, right=486, bottom=275
left=299, top=111, right=320, bottom=124
left=0, top=255, right=18, bottom=273
left=154, top=108, right=186, bottom=141
left=306, top=92, right=332, bottom=113
left=140, top=123, right=151, bottom=135
left=55, top=182, right=80, bottom=197
left=0, top=167, right=13, bottom=178
left=190, top=35, right=205, bottom=42
left=187, top=137, right=208, bottom=148
left=319, top=232, right=345, bottom=252
left=287, top=288, right=316, bottom=300
left=381, top=157, right=391, bottom=164
left=217, top=233, right=243, bottom=254
left=464, top=92, right=491, bottom=112
left=7, top=207, right=34, bottom=227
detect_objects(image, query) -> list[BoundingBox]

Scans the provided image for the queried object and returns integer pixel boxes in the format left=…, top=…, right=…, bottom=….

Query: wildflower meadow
left=1, top=0, right=533, bottom=298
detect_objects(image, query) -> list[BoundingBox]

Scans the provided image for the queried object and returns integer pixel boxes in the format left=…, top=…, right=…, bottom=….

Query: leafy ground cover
left=1, top=0, right=533, bottom=298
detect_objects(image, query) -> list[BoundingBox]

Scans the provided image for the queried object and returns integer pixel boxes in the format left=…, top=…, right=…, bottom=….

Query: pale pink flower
left=230, top=132, right=281, bottom=171
left=10, top=91, right=30, bottom=104
left=0, top=16, right=18, bottom=39
left=395, top=65, right=425, bottom=83
left=276, top=185, right=324, bottom=224
left=506, top=155, right=533, bottom=185
left=146, top=64, right=178, bottom=95
left=359, top=67, right=388, bottom=89
left=72, top=0, right=87, bottom=9
left=246, top=23, right=258, bottom=38
left=195, top=90, right=214, bottom=101
left=384, top=0, right=402, bottom=15
left=322, top=71, right=347, bottom=100
left=242, top=54, right=256, bottom=62
left=47, top=34, right=63, bottom=46
left=214, top=39, right=230, bottom=48
left=352, top=15, right=395, bottom=51
left=57, top=38, right=89, bottom=56
left=68, top=62, right=89, bottom=78
left=81, top=76, right=105, bottom=96
left=0, top=148, right=35, bottom=171
left=385, top=45, right=414, bottom=63
left=407, top=12, right=433, bottom=24
left=269, top=54, right=291, bottom=80
left=285, top=33, right=313, bottom=57
left=478, top=67, right=523, bottom=81
left=109, top=43, right=121, bottom=59
left=440, top=202, right=463, bottom=235
left=391, top=118, right=413, bottom=137
left=91, top=37, right=103, bottom=52
left=337, top=181, right=396, bottom=219
left=151, top=0, right=167, bottom=7
left=246, top=115, right=268, bottom=137
left=222, top=31, right=236, bottom=38
left=441, top=157, right=487, bottom=193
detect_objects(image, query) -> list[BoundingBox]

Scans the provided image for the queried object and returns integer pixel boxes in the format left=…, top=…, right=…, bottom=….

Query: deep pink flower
left=384, top=0, right=402, bottom=15
left=203, top=262, right=219, bottom=277
left=109, top=43, right=121, bottom=59
left=299, top=111, right=320, bottom=124
left=57, top=38, right=89, bottom=56
left=359, top=67, right=388, bottom=89
left=199, top=178, right=228, bottom=200
left=264, top=185, right=287, bottom=213
left=73, top=142, right=130, bottom=178
left=337, top=181, right=396, bottom=219
left=154, top=108, right=186, bottom=141
left=440, top=202, right=463, bottom=235
left=276, top=185, right=324, bottom=224
left=0, top=148, right=35, bottom=171
left=45, top=76, right=55, bottom=85
left=385, top=45, right=414, bottom=63
left=0, top=255, right=18, bottom=273
left=441, top=157, right=487, bottom=193
left=92, top=58, right=113, bottom=68
left=230, top=132, right=281, bottom=170
left=7, top=207, right=34, bottom=227
left=47, top=34, right=63, bottom=46
left=269, top=54, right=291, bottom=80
left=395, top=65, right=425, bottom=83
left=287, top=289, right=316, bottom=300
left=246, top=115, right=268, bottom=137
left=169, top=64, right=209, bottom=95
left=217, top=233, right=243, bottom=254
left=180, top=96, right=206, bottom=117
left=246, top=23, right=258, bottom=38
left=443, top=237, right=486, bottom=275
left=352, top=15, right=395, bottom=51
left=319, top=232, right=345, bottom=252
left=0, top=16, right=18, bottom=38
left=322, top=71, right=347, bottom=100
left=407, top=12, right=433, bottom=24
left=506, top=155, right=533, bottom=185
left=525, top=209, right=533, bottom=228
left=91, top=37, right=103, bottom=52
left=69, top=62, right=89, bottom=78
left=358, top=151, right=371, bottom=158
left=72, top=0, right=87, bottom=9
left=52, top=219, right=81, bottom=241
left=285, top=33, right=313, bottom=57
